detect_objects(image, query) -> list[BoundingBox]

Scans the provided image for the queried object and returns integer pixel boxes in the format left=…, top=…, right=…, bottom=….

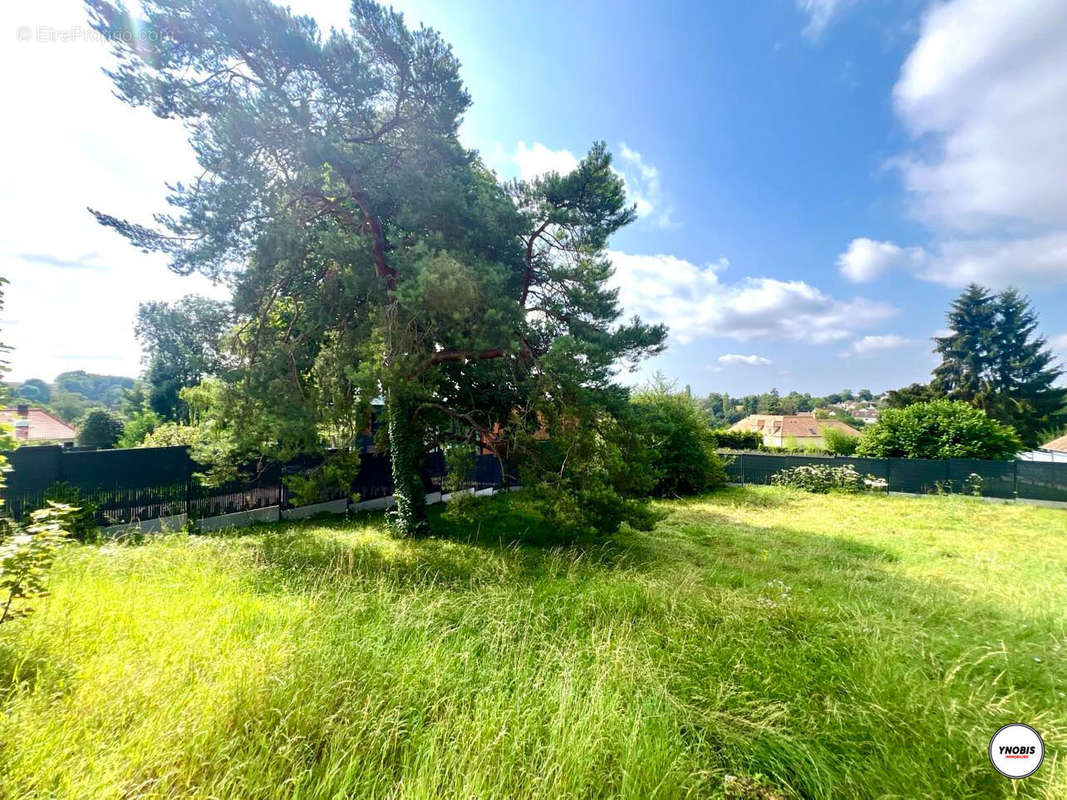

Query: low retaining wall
left=196, top=505, right=281, bottom=532
left=100, top=486, right=519, bottom=537
left=103, top=513, right=187, bottom=537
left=280, top=498, right=348, bottom=520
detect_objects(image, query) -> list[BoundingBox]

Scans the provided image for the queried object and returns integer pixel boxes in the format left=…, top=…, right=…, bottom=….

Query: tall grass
left=0, top=488, right=1064, bottom=798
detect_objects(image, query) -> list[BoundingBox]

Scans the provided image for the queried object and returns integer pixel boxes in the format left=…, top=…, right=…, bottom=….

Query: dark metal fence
left=722, top=451, right=1067, bottom=502
left=0, top=445, right=508, bottom=526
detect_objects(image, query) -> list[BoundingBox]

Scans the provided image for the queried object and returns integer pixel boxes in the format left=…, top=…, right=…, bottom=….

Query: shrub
left=77, top=409, right=125, bottom=449
left=712, top=429, right=763, bottom=450
left=631, top=389, right=726, bottom=496
left=822, top=426, right=859, bottom=456
left=283, top=450, right=361, bottom=507
left=855, top=399, right=1022, bottom=460
left=0, top=502, right=77, bottom=624
left=42, top=483, right=100, bottom=543
left=139, top=422, right=201, bottom=448
left=771, top=464, right=874, bottom=494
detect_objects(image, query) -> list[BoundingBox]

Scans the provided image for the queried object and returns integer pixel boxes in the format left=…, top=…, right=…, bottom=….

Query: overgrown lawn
left=1, top=488, right=1064, bottom=798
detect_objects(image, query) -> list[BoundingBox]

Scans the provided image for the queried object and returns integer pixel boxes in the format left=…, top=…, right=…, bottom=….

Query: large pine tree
left=986, top=289, right=1067, bottom=446
left=931, top=284, right=1065, bottom=448
left=85, top=0, right=664, bottom=534
left=932, top=284, right=997, bottom=405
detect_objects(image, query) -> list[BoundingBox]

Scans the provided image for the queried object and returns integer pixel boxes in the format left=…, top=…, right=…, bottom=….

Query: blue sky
left=2, top=0, right=1065, bottom=394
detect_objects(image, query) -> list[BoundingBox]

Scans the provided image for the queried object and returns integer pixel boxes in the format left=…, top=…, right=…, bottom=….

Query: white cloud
left=861, top=0, right=1067, bottom=290
left=718, top=354, right=772, bottom=367
left=893, top=0, right=1067, bottom=232
left=836, top=233, right=1067, bottom=288
left=1050, top=333, right=1067, bottom=360
left=798, top=0, right=855, bottom=41
left=512, top=141, right=580, bottom=181
left=844, top=2, right=1067, bottom=290
left=837, top=237, right=926, bottom=282
left=607, top=250, right=896, bottom=346
left=616, top=142, right=675, bottom=229
left=841, top=335, right=912, bottom=357
left=919, top=233, right=1067, bottom=287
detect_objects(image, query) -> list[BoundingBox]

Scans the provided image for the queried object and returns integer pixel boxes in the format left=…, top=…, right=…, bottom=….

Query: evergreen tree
left=986, top=289, right=1066, bottom=447
left=931, top=284, right=1065, bottom=448
left=932, top=284, right=997, bottom=403
left=86, top=0, right=664, bottom=535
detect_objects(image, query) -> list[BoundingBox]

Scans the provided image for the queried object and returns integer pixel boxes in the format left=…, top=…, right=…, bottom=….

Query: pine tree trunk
left=386, top=387, right=429, bottom=536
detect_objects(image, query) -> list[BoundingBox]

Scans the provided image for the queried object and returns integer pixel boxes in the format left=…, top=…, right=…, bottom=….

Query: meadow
left=0, top=487, right=1064, bottom=799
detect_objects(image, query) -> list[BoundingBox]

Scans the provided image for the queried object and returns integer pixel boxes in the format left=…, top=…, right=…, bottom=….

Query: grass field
left=1, top=487, right=1064, bottom=799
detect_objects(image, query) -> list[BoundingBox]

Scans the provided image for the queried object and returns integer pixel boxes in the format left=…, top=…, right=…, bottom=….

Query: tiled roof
left=0, top=407, right=77, bottom=442
left=1043, top=434, right=1067, bottom=453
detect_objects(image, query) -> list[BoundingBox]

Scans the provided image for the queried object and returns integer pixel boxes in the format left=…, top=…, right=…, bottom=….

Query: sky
left=2, top=0, right=1066, bottom=396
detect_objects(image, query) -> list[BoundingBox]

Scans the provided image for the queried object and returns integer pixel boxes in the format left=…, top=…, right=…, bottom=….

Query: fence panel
left=1017, top=460, right=1067, bottom=502
left=948, top=458, right=1016, bottom=498
left=719, top=451, right=1067, bottom=503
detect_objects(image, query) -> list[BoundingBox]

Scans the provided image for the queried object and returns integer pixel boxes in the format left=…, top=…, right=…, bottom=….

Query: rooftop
left=0, top=406, right=77, bottom=443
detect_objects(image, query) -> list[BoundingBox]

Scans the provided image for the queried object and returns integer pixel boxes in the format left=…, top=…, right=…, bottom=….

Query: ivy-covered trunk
left=386, top=387, right=429, bottom=536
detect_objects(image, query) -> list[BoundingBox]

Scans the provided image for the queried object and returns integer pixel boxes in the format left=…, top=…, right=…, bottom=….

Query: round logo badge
left=989, top=723, right=1044, bottom=779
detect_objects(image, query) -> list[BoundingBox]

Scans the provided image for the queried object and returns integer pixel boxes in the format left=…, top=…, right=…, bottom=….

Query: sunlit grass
left=1, top=488, right=1064, bottom=798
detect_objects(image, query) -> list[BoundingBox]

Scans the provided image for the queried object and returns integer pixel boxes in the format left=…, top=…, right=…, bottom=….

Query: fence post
left=886, top=458, right=892, bottom=492
left=1013, top=459, right=1018, bottom=498
left=740, top=452, right=745, bottom=485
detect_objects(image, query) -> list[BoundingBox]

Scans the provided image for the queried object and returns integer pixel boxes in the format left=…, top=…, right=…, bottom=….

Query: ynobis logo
left=988, top=723, right=1044, bottom=779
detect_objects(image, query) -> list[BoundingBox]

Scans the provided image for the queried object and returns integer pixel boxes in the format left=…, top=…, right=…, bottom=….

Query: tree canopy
left=135, top=295, right=231, bottom=421
left=855, top=400, right=1021, bottom=461
left=931, top=285, right=1066, bottom=447
left=87, top=0, right=665, bottom=534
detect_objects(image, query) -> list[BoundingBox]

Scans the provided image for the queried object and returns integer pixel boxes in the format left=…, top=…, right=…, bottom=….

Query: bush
left=42, top=483, right=100, bottom=543
left=139, top=422, right=201, bottom=448
left=283, top=450, right=361, bottom=507
left=77, top=409, right=125, bottom=449
left=631, top=389, right=726, bottom=496
left=438, top=488, right=658, bottom=548
left=855, top=399, right=1022, bottom=460
left=771, top=464, right=874, bottom=494
left=822, top=426, right=859, bottom=456
left=712, top=429, right=763, bottom=450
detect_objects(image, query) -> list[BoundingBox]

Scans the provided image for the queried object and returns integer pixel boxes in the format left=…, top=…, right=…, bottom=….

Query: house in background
left=0, top=405, right=77, bottom=445
left=1019, top=434, right=1067, bottom=463
left=729, top=411, right=862, bottom=449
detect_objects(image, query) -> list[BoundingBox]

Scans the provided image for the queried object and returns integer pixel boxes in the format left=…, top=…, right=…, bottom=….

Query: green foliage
left=14, top=379, right=50, bottom=404
left=884, top=382, right=941, bottom=409
left=855, top=399, right=1022, bottom=460
left=135, top=295, right=231, bottom=421
left=41, top=484, right=99, bottom=543
left=712, top=429, right=763, bottom=450
left=441, top=444, right=476, bottom=493
left=822, top=426, right=859, bottom=455
left=932, top=284, right=1066, bottom=447
left=86, top=0, right=664, bottom=536
left=283, top=451, right=362, bottom=508
left=630, top=384, right=725, bottom=496
left=512, top=401, right=658, bottom=540
left=138, top=422, right=201, bottom=448
left=48, top=389, right=91, bottom=424
left=76, top=409, right=125, bottom=449
left=54, top=371, right=134, bottom=410
left=0, top=502, right=76, bottom=624
left=118, top=408, right=162, bottom=448
left=771, top=464, right=872, bottom=493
